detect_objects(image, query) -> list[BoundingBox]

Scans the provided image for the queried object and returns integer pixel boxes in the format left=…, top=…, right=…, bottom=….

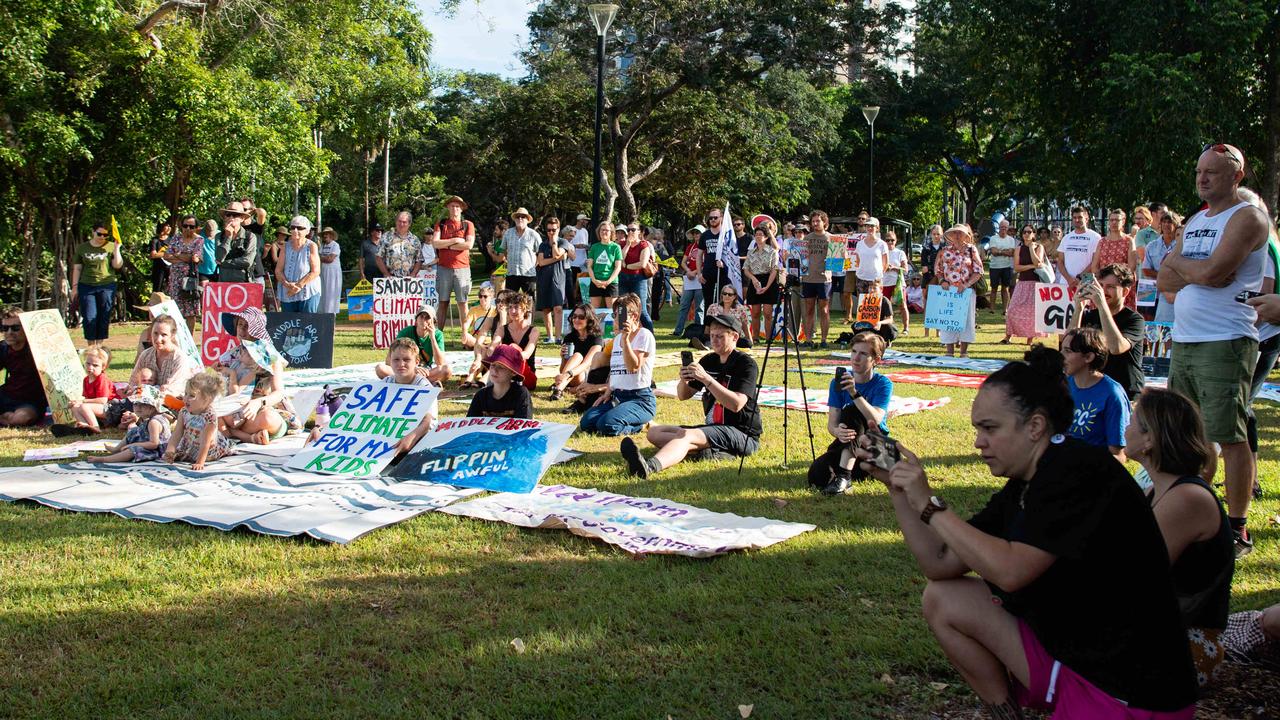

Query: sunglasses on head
left=1, top=323, right=21, bottom=332
left=1203, top=142, right=1244, bottom=165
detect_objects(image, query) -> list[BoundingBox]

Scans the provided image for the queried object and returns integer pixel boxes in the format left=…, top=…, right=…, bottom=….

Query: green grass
left=0, top=302, right=1276, bottom=719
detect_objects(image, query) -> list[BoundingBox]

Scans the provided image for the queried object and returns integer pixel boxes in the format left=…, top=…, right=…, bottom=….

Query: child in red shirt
left=70, top=346, right=120, bottom=433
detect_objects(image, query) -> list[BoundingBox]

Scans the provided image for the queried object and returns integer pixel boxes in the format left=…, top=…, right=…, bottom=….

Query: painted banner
left=287, top=381, right=439, bottom=477
left=346, top=278, right=374, bottom=321
left=18, top=310, right=84, bottom=424
left=1143, top=321, right=1173, bottom=359
left=372, top=277, right=425, bottom=349
left=0, top=458, right=480, bottom=544
left=266, top=312, right=335, bottom=369
left=1135, top=278, right=1158, bottom=308
left=438, top=483, right=816, bottom=558
left=1033, top=282, right=1077, bottom=334
left=418, top=265, right=438, bottom=311
left=923, top=286, right=973, bottom=333
left=883, top=370, right=986, bottom=389
left=855, top=294, right=881, bottom=325
left=388, top=417, right=575, bottom=493
left=839, top=233, right=866, bottom=272
left=149, top=299, right=202, bottom=368
left=201, top=282, right=264, bottom=365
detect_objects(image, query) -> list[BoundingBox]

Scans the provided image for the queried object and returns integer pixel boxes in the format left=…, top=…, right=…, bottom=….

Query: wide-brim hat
left=221, top=306, right=269, bottom=340
left=576, top=213, right=589, bottom=221
left=482, top=343, right=535, bottom=387
left=274, top=226, right=288, bottom=236
left=944, top=223, right=974, bottom=242
left=321, top=226, right=336, bottom=237
left=510, top=207, right=532, bottom=221
left=220, top=201, right=250, bottom=217
left=691, top=224, right=707, bottom=235
left=751, top=214, right=775, bottom=230
left=133, top=291, right=172, bottom=311
left=128, top=385, right=166, bottom=410
left=444, top=195, right=468, bottom=209
left=242, top=337, right=287, bottom=372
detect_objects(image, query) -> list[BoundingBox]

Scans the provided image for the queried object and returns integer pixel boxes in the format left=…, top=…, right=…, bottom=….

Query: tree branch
left=627, top=153, right=665, bottom=186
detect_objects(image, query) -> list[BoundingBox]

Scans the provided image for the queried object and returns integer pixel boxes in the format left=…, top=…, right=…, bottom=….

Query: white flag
left=717, top=202, right=744, bottom=299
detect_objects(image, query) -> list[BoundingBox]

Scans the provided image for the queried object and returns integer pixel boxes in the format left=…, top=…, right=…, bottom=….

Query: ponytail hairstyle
left=981, top=345, right=1073, bottom=434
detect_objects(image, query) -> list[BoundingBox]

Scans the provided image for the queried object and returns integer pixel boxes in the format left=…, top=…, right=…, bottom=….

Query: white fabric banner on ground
left=439, top=484, right=815, bottom=558
left=0, top=458, right=482, bottom=544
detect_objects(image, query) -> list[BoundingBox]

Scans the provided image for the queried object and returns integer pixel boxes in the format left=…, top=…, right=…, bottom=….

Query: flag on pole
left=717, top=202, right=743, bottom=298
left=110, top=215, right=122, bottom=245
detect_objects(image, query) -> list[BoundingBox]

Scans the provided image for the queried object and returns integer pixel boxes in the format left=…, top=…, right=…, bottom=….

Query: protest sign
left=266, top=312, right=334, bottom=369
left=346, top=278, right=374, bottom=321
left=149, top=299, right=202, bottom=368
left=1032, top=283, right=1076, bottom=334
left=419, top=265, right=438, bottom=311
left=201, top=282, right=263, bottom=365
left=372, top=277, right=425, bottom=349
left=286, top=381, right=439, bottom=477
left=1135, top=279, right=1158, bottom=308
left=389, top=417, right=575, bottom=493
left=18, top=310, right=84, bottom=424
left=923, top=287, right=972, bottom=334
left=1143, top=321, right=1173, bottom=360
left=439, top=484, right=816, bottom=558
left=839, top=233, right=866, bottom=272
left=855, top=294, right=881, bottom=325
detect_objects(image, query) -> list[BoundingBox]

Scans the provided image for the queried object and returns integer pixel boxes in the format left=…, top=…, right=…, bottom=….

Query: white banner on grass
left=439, top=484, right=815, bottom=558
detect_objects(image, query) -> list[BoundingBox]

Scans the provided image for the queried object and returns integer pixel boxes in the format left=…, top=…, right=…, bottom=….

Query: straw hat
left=133, top=291, right=172, bottom=312
left=944, top=223, right=974, bottom=242
left=220, top=200, right=250, bottom=217
left=444, top=195, right=468, bottom=209
left=510, top=207, right=532, bottom=221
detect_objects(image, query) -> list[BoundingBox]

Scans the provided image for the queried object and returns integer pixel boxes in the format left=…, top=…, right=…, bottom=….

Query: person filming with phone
left=620, top=313, right=761, bottom=477
left=808, top=331, right=894, bottom=495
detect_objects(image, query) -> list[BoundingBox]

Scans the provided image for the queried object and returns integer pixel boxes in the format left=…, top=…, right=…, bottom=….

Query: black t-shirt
left=1080, top=307, right=1145, bottom=398
left=467, top=383, right=532, bottom=419
left=0, top=342, right=46, bottom=407
left=563, top=330, right=603, bottom=358
left=687, top=350, right=761, bottom=438
left=967, top=437, right=1197, bottom=711
left=698, top=229, right=722, bottom=280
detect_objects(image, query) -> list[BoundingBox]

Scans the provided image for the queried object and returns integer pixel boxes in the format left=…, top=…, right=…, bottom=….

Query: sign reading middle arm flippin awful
left=286, top=381, right=439, bottom=477
left=388, top=417, right=575, bottom=493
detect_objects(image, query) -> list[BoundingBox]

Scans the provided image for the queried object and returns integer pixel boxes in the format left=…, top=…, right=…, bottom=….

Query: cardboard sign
left=149, top=299, right=202, bottom=368
left=17, top=310, right=84, bottom=424
left=266, top=312, right=335, bottom=369
left=1033, top=282, right=1077, bottom=334
left=388, top=417, right=575, bottom=493
left=1135, top=278, right=1158, bottom=308
left=346, top=278, right=374, bottom=321
left=856, top=294, right=881, bottom=325
left=418, top=266, right=438, bottom=311
left=287, top=381, right=439, bottom=477
left=839, top=233, right=866, bottom=272
left=372, top=277, right=425, bottom=349
left=923, top=286, right=973, bottom=334
left=201, top=282, right=263, bottom=365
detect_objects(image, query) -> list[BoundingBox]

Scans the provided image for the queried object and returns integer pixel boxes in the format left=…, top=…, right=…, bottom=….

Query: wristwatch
left=920, top=496, right=948, bottom=525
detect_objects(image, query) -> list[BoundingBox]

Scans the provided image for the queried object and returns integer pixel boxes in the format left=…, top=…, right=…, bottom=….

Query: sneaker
left=549, top=388, right=563, bottom=401
left=620, top=437, right=649, bottom=478
left=799, top=341, right=814, bottom=350
left=818, top=342, right=829, bottom=349
left=1234, top=527, right=1254, bottom=558
left=821, top=473, right=852, bottom=495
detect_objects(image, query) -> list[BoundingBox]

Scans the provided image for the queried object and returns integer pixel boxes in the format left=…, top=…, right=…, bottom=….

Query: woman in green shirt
left=71, top=222, right=124, bottom=346
left=587, top=221, right=623, bottom=310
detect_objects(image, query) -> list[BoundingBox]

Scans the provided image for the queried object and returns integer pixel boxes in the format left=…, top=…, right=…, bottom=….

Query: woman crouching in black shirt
left=857, top=346, right=1197, bottom=719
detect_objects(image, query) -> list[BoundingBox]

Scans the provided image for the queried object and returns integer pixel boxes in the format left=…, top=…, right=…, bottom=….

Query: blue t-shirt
left=827, top=372, right=893, bottom=434
left=1067, top=375, right=1130, bottom=449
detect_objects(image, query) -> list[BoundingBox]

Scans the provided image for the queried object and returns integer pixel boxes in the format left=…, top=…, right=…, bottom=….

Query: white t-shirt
left=572, top=227, right=590, bottom=269
left=1174, top=202, right=1266, bottom=343
left=609, top=327, right=656, bottom=390
left=988, top=234, right=1017, bottom=270
left=882, top=247, right=909, bottom=286
left=418, top=242, right=437, bottom=267
left=1058, top=229, right=1101, bottom=279
left=853, top=238, right=889, bottom=282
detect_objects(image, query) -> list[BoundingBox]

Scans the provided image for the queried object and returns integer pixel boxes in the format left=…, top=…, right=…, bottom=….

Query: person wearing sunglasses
left=69, top=222, right=124, bottom=347
left=276, top=216, right=323, bottom=313
left=0, top=307, right=46, bottom=427
left=164, top=214, right=205, bottom=330
left=549, top=303, right=605, bottom=401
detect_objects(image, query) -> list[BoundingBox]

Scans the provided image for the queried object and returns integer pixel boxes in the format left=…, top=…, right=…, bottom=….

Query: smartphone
left=614, top=304, right=628, bottom=330
left=1235, top=290, right=1263, bottom=304
left=835, top=366, right=848, bottom=386
left=1078, top=272, right=1095, bottom=286
left=681, top=350, right=694, bottom=367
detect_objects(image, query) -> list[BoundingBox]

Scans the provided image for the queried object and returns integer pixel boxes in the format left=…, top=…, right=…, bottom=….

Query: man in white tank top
left=1157, top=142, right=1270, bottom=557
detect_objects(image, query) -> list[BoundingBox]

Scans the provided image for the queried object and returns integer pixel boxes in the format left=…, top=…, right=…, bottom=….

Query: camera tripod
left=738, top=277, right=817, bottom=474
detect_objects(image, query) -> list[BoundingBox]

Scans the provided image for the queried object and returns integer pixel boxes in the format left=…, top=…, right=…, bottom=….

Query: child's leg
left=836, top=444, right=858, bottom=476
left=88, top=448, right=137, bottom=463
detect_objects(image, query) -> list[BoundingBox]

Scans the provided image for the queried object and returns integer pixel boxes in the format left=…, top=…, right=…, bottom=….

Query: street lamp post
left=861, top=105, right=880, bottom=215
left=588, top=3, right=619, bottom=230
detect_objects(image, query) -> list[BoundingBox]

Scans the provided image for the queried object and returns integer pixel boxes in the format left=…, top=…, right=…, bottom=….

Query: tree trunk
left=1260, top=27, right=1280, bottom=214
left=610, top=114, right=638, bottom=223
left=18, top=199, right=40, bottom=310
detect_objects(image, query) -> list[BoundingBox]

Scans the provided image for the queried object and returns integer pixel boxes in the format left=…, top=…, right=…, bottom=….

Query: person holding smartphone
left=808, top=331, right=893, bottom=495
left=621, top=314, right=761, bottom=477
left=578, top=294, right=656, bottom=436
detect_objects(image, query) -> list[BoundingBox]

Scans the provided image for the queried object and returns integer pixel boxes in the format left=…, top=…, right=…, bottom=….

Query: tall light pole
left=861, top=105, right=880, bottom=215
left=588, top=3, right=619, bottom=231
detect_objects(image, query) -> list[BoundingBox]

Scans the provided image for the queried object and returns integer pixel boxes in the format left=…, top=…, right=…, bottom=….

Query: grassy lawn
left=0, top=300, right=1276, bottom=719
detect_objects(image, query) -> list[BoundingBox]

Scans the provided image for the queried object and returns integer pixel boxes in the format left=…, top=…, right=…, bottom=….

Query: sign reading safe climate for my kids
left=388, top=417, right=575, bottom=493
left=287, top=381, right=440, bottom=477
left=202, top=282, right=263, bottom=365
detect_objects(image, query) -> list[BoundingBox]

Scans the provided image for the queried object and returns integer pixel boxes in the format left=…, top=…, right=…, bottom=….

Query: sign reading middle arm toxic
left=388, top=417, right=575, bottom=493
left=286, top=381, right=439, bottom=477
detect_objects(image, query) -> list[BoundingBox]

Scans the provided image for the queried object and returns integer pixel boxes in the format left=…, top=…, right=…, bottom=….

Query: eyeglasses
left=1021, top=229, right=1035, bottom=235
left=94, top=231, right=108, bottom=236
left=290, top=226, right=307, bottom=231
left=183, top=223, right=198, bottom=229
left=1, top=324, right=21, bottom=332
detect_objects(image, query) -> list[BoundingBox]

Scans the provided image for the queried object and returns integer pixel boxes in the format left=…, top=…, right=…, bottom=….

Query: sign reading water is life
left=287, top=381, right=439, bottom=477
left=923, top=287, right=972, bottom=334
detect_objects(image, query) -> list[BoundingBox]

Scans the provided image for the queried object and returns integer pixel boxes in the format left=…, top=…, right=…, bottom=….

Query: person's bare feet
left=252, top=429, right=270, bottom=445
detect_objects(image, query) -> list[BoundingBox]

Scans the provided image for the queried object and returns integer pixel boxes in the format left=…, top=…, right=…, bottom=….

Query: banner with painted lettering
left=1033, top=282, right=1077, bottom=334
left=923, top=287, right=973, bottom=333
left=18, top=310, right=84, bottom=424
left=287, top=381, right=439, bottom=477
left=149, top=299, right=202, bottom=368
left=201, top=282, right=264, bottom=365
left=346, top=278, right=374, bottom=321
left=855, top=294, right=881, bottom=325
left=372, top=277, right=425, bottom=349
left=438, top=483, right=816, bottom=558
left=418, top=265, right=438, bottom=311
left=840, top=233, right=866, bottom=272
left=266, top=312, right=334, bottom=369
left=388, top=417, right=575, bottom=493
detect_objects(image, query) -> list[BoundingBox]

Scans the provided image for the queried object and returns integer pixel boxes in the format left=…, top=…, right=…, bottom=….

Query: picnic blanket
left=654, top=381, right=951, bottom=417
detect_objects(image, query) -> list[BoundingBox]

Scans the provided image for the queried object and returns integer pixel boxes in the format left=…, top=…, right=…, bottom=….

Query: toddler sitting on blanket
left=164, top=372, right=232, bottom=471
left=89, top=387, right=171, bottom=464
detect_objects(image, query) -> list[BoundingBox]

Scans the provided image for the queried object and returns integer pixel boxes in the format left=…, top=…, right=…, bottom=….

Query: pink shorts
left=1014, top=620, right=1194, bottom=719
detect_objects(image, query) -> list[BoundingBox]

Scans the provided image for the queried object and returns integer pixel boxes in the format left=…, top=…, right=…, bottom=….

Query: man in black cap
left=621, top=313, right=761, bottom=477
left=360, top=222, right=385, bottom=282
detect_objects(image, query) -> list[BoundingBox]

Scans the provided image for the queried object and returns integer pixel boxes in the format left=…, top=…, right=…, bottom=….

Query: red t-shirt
left=83, top=372, right=121, bottom=402
left=435, top=219, right=474, bottom=270
left=621, top=241, right=650, bottom=276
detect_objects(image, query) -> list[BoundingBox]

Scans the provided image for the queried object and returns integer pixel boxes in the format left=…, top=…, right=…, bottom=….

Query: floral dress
left=1093, top=235, right=1137, bottom=310
left=166, top=233, right=203, bottom=316
left=934, top=243, right=981, bottom=344
left=125, top=414, right=172, bottom=462
left=173, top=408, right=232, bottom=464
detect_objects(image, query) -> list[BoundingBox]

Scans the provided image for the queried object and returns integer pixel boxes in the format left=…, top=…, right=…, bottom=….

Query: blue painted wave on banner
left=391, top=428, right=550, bottom=493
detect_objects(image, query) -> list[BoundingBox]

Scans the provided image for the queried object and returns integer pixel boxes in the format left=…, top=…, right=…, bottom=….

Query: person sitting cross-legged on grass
left=856, top=346, right=1198, bottom=719
left=620, top=314, right=760, bottom=477
left=809, top=331, right=893, bottom=496
left=467, top=344, right=532, bottom=419
left=578, top=293, right=655, bottom=436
